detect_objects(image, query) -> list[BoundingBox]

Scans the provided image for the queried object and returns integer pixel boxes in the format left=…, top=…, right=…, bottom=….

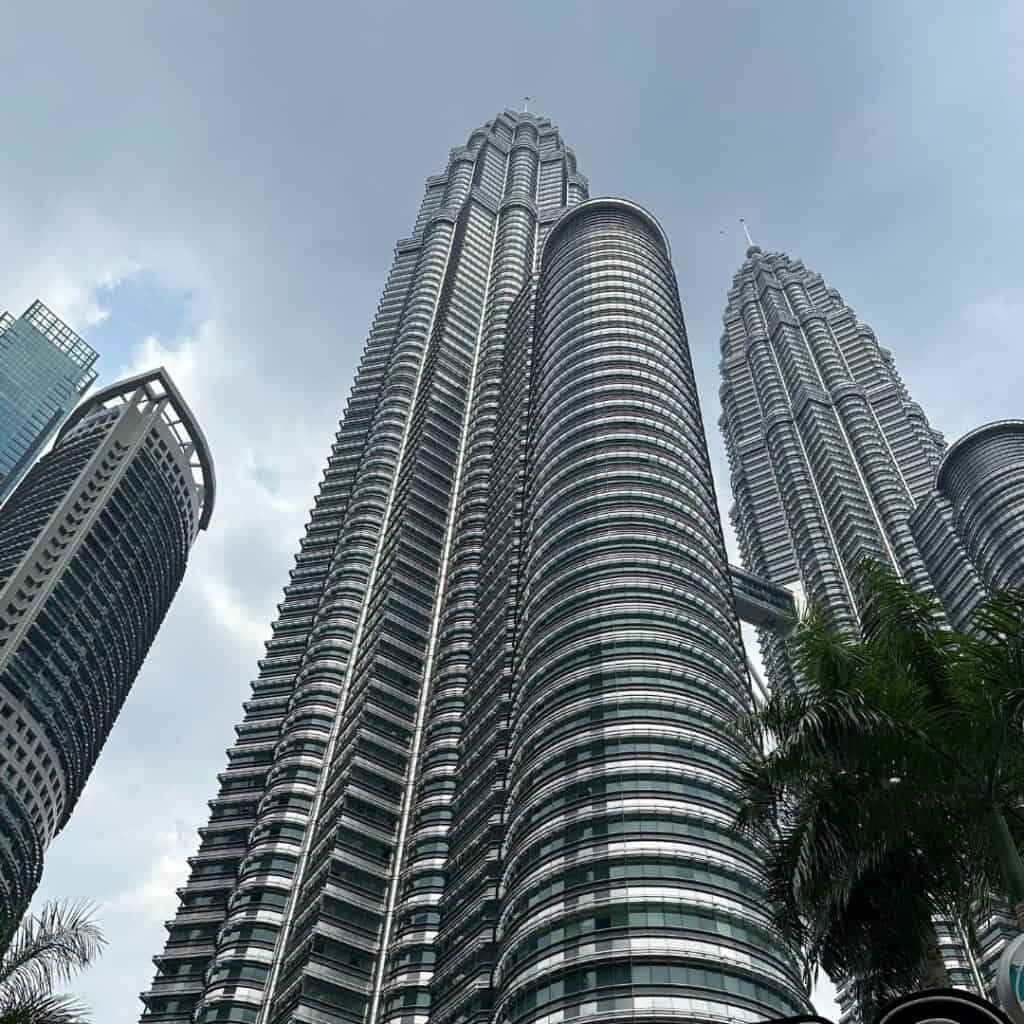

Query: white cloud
left=196, top=572, right=269, bottom=653
left=103, top=827, right=194, bottom=922
left=960, top=289, right=1024, bottom=332
left=0, top=202, right=139, bottom=327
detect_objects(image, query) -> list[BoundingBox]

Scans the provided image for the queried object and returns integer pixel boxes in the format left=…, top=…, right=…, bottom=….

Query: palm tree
left=0, top=901, right=105, bottom=1024
left=735, top=560, right=1024, bottom=1021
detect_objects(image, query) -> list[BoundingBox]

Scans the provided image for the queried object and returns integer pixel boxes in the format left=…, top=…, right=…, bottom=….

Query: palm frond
left=0, top=988, right=91, bottom=1024
left=732, top=560, right=1019, bottom=1018
left=853, top=560, right=954, bottom=705
left=820, top=855, right=945, bottom=1023
left=0, top=901, right=104, bottom=997
left=957, top=589, right=1024, bottom=703
left=788, top=600, right=863, bottom=696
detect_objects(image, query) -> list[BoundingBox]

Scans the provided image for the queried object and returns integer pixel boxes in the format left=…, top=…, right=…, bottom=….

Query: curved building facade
left=143, top=114, right=807, bottom=1024
left=490, top=200, right=807, bottom=1024
left=934, top=420, right=1024, bottom=591
left=0, top=367, right=213, bottom=926
left=908, top=419, right=1024, bottom=635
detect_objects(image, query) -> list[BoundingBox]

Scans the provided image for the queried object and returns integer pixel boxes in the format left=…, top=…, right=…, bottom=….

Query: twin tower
left=137, top=109, right=1013, bottom=1024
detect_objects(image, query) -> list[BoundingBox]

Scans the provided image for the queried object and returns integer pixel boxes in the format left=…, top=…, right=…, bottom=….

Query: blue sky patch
left=88, top=273, right=195, bottom=378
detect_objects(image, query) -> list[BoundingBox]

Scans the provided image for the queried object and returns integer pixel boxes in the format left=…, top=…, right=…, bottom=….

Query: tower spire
left=740, top=217, right=754, bottom=247
left=522, top=95, right=530, bottom=113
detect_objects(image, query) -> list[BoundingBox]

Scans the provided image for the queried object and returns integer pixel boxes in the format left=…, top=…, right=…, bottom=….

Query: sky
left=3, top=1, right=1023, bottom=1019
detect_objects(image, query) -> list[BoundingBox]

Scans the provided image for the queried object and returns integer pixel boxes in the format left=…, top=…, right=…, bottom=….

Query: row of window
left=500, top=960, right=797, bottom=1020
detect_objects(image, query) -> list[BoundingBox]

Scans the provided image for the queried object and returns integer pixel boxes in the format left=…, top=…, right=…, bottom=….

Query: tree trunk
left=987, top=808, right=1024, bottom=930
left=925, top=921, right=950, bottom=989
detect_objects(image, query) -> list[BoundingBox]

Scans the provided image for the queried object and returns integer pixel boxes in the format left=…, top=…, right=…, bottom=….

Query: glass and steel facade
left=0, top=367, right=213, bottom=927
left=717, top=245, right=1010, bottom=1010
left=910, top=419, right=1024, bottom=628
left=907, top=421, right=1024, bottom=1001
left=0, top=301, right=99, bottom=504
left=143, top=112, right=809, bottom=1024
left=718, top=244, right=946, bottom=685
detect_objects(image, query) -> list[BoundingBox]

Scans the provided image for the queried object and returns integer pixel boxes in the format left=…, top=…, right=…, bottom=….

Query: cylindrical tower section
left=935, top=420, right=1024, bottom=592
left=507, top=130, right=539, bottom=202
left=497, top=200, right=807, bottom=1024
left=442, top=150, right=476, bottom=206
left=0, top=368, right=214, bottom=926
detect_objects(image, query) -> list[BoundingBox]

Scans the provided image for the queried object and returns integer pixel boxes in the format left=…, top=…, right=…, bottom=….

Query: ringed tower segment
left=486, top=199, right=808, bottom=1024
left=910, top=419, right=1024, bottom=630
left=933, top=419, right=1024, bottom=592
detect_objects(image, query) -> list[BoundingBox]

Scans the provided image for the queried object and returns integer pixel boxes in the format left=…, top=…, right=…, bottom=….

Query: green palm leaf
left=735, top=559, right=1024, bottom=1022
left=0, top=901, right=104, bottom=1024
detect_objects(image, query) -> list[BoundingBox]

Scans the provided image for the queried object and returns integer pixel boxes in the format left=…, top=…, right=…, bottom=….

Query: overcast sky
left=5, top=2, right=1023, bottom=1019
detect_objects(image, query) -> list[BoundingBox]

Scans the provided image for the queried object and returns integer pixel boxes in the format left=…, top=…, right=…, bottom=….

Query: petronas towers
left=141, top=109, right=809, bottom=1024
left=719, top=243, right=1014, bottom=1000
left=719, top=243, right=946, bottom=684
left=140, top=109, right=1012, bottom=1024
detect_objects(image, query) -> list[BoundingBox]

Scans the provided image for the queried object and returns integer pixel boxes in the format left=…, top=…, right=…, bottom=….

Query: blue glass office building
left=0, top=301, right=99, bottom=504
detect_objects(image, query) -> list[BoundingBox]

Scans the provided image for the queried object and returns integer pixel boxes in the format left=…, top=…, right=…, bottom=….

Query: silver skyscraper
left=719, top=245, right=948, bottom=674
left=910, top=419, right=1024, bottom=630
left=718, top=242, right=1009, bottom=1006
left=142, top=112, right=808, bottom=1024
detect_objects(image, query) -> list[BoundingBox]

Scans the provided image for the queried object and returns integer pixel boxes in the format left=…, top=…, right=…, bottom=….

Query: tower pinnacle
left=740, top=217, right=762, bottom=256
